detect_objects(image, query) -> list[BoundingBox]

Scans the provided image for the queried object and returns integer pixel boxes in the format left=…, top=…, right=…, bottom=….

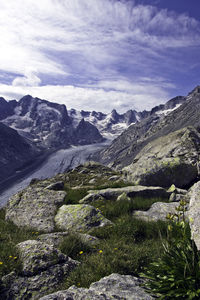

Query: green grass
left=58, top=185, right=169, bottom=288
left=60, top=214, right=168, bottom=288
left=91, top=197, right=168, bottom=222
left=63, top=188, right=88, bottom=205
left=0, top=209, right=39, bottom=277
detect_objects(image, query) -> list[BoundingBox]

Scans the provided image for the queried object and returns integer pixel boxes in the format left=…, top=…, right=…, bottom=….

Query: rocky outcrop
left=123, top=127, right=200, bottom=188
left=1, top=240, right=78, bottom=300
left=40, top=273, right=154, bottom=300
left=80, top=185, right=169, bottom=204
left=55, top=204, right=112, bottom=232
left=188, top=181, right=200, bottom=250
left=5, top=185, right=66, bottom=232
left=133, top=202, right=178, bottom=222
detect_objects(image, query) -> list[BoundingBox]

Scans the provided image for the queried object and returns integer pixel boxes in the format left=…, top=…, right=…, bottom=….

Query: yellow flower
left=79, top=251, right=83, bottom=255
left=0, top=262, right=3, bottom=265
left=9, top=255, right=13, bottom=258
left=13, top=257, right=17, bottom=260
left=114, top=248, right=118, bottom=251
left=99, top=250, right=103, bottom=253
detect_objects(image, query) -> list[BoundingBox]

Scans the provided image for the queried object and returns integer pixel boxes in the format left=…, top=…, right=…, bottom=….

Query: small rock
left=133, top=202, right=178, bottom=221
left=89, top=178, right=96, bottom=184
left=117, top=192, right=131, bottom=202
left=55, top=204, right=112, bottom=232
left=108, top=175, right=120, bottom=181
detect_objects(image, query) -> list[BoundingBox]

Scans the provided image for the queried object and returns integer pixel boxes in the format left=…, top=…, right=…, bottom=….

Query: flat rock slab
left=55, top=204, right=112, bottom=232
left=37, top=232, right=99, bottom=248
left=80, top=185, right=169, bottom=204
left=5, top=186, right=66, bottom=232
left=188, top=181, right=200, bottom=250
left=133, top=202, right=178, bottom=221
left=40, top=273, right=154, bottom=300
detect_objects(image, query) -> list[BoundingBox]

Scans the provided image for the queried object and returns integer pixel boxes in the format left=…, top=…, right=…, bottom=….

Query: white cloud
left=0, top=81, right=170, bottom=113
left=0, top=0, right=199, bottom=111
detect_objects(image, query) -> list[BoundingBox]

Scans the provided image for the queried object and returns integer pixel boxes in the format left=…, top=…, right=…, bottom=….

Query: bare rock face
left=123, top=127, right=200, bottom=188
left=39, top=273, right=154, bottom=300
left=55, top=204, right=112, bottom=232
left=5, top=185, right=66, bottom=232
left=188, top=181, right=200, bottom=250
left=1, top=240, right=78, bottom=300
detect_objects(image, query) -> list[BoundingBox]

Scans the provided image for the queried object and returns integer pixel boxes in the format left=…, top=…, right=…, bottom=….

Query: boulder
left=188, top=181, right=200, bottom=250
left=55, top=204, right=112, bottom=232
left=80, top=185, right=169, bottom=204
left=123, top=127, right=200, bottom=188
left=5, top=185, right=66, bottom=232
left=39, top=273, right=154, bottom=300
left=133, top=202, right=178, bottom=222
left=1, top=240, right=78, bottom=300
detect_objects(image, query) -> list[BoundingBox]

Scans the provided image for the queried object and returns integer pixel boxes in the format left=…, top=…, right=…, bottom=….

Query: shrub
left=141, top=200, right=200, bottom=299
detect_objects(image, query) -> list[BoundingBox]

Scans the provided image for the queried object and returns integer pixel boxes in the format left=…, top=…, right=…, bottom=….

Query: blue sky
left=0, top=0, right=199, bottom=112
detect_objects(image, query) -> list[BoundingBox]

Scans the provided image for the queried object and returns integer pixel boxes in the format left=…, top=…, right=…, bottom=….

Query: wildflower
left=9, top=255, right=13, bottom=258
left=0, top=262, right=3, bottom=265
left=114, top=248, right=118, bottom=251
left=168, top=225, right=172, bottom=232
left=79, top=251, right=83, bottom=255
left=99, top=250, right=103, bottom=253
left=13, top=257, right=17, bottom=260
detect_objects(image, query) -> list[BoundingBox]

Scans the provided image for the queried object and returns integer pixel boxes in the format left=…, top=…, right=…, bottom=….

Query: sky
left=0, top=0, right=200, bottom=113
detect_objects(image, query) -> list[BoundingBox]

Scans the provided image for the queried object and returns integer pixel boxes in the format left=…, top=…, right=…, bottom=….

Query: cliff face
left=0, top=122, right=39, bottom=184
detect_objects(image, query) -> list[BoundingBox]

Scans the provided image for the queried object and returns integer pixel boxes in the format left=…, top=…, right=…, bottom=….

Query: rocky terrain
left=0, top=155, right=200, bottom=299
left=99, top=86, right=200, bottom=171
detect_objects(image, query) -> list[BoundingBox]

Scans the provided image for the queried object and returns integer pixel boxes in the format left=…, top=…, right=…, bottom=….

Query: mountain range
left=0, top=88, right=194, bottom=186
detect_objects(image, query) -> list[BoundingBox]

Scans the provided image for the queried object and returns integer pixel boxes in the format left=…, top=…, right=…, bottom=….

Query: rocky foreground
left=0, top=156, right=199, bottom=299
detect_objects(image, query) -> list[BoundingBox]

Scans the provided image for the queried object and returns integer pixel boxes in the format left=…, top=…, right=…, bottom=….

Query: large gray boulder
left=5, top=185, right=66, bottom=232
left=40, top=273, right=154, bottom=300
left=55, top=204, right=112, bottom=232
left=80, top=185, right=169, bottom=204
left=123, top=127, right=200, bottom=188
left=133, top=202, right=178, bottom=222
left=1, top=240, right=78, bottom=300
left=188, top=181, right=200, bottom=250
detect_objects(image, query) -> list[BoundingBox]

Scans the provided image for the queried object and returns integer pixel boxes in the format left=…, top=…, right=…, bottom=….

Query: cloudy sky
left=0, top=0, right=200, bottom=113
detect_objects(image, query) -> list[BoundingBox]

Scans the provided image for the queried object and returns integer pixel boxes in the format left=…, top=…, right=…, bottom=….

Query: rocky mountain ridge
left=99, top=86, right=200, bottom=170
left=0, top=93, right=186, bottom=149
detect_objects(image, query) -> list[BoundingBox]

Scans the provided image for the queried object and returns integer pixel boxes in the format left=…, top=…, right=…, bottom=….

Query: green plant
left=141, top=200, right=200, bottom=299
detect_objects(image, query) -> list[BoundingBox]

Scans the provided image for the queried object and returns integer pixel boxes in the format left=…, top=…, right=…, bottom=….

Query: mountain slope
left=99, top=88, right=199, bottom=169
left=0, top=122, right=39, bottom=184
